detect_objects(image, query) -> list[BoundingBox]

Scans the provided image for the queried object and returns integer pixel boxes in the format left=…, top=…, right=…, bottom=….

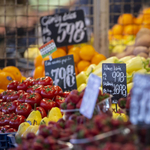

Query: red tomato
left=7, top=80, right=20, bottom=90
left=0, top=102, right=6, bottom=111
left=36, top=107, right=47, bottom=118
left=8, top=100, right=21, bottom=113
left=0, top=116, right=6, bottom=126
left=61, top=91, right=70, bottom=98
left=24, top=77, right=36, bottom=86
left=0, top=93, right=2, bottom=99
left=38, top=76, right=53, bottom=86
left=10, top=90, right=24, bottom=101
left=41, top=85, right=63, bottom=99
left=17, top=93, right=29, bottom=103
left=9, top=115, right=26, bottom=129
left=1, top=125, right=10, bottom=133
left=32, top=78, right=40, bottom=85
left=0, top=111, right=4, bottom=116
left=27, top=84, right=44, bottom=94
left=55, top=95, right=65, bottom=108
left=25, top=93, right=42, bottom=108
left=6, top=128, right=17, bottom=133
left=2, top=103, right=11, bottom=114
left=4, top=114, right=14, bottom=125
left=2, top=90, right=14, bottom=102
left=16, top=103, right=32, bottom=118
left=40, top=98, right=57, bottom=113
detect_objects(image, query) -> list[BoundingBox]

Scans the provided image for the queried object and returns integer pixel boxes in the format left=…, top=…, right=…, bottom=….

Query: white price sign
left=80, top=74, right=101, bottom=119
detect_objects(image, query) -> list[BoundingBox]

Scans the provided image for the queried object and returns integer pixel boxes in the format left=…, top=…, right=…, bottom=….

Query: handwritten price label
left=44, top=55, right=77, bottom=91
left=40, top=10, right=88, bottom=47
left=102, top=63, right=127, bottom=103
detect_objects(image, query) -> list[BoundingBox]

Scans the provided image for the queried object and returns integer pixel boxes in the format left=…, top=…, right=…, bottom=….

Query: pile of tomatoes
left=0, top=76, right=70, bottom=133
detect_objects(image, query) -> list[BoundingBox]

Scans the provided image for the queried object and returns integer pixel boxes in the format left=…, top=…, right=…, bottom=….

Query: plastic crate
left=0, top=132, right=16, bottom=150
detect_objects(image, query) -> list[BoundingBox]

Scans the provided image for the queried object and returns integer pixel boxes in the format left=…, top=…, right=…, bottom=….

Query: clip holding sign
left=49, top=55, right=53, bottom=61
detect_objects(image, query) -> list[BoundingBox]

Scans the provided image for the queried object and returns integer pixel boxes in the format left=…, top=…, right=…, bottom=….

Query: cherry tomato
left=0, top=93, right=2, bottom=99
left=17, top=93, right=29, bottom=103
left=40, top=98, right=57, bottom=113
left=0, top=111, right=4, bottom=116
left=55, top=95, right=65, bottom=108
left=6, top=128, right=17, bottom=133
left=8, top=100, right=21, bottom=113
left=26, top=84, right=44, bottom=94
left=0, top=126, right=4, bottom=133
left=25, top=93, right=42, bottom=108
left=9, top=115, right=26, bottom=129
left=41, top=85, right=63, bottom=99
left=36, top=107, right=47, bottom=118
left=7, top=80, right=20, bottom=90
left=38, top=76, right=53, bottom=86
left=2, top=90, right=14, bottom=102
left=2, top=103, right=11, bottom=114
left=16, top=103, right=32, bottom=118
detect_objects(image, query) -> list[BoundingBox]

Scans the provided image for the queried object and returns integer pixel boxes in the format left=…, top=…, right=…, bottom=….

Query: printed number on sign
left=113, top=84, right=126, bottom=97
left=51, top=65, right=75, bottom=89
left=56, top=20, right=85, bottom=43
left=112, top=71, right=125, bottom=83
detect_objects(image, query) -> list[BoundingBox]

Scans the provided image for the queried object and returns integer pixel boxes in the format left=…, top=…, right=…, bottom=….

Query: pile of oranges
left=33, top=45, right=106, bottom=79
left=109, top=7, right=150, bottom=41
left=0, top=66, right=25, bottom=90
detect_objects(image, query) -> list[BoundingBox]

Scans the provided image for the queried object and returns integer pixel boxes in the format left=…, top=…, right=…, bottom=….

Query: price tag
left=102, top=63, right=127, bottom=103
left=40, top=9, right=88, bottom=47
left=130, top=74, right=150, bottom=125
left=80, top=74, right=101, bottom=119
left=44, top=55, right=77, bottom=91
left=39, top=39, right=57, bottom=58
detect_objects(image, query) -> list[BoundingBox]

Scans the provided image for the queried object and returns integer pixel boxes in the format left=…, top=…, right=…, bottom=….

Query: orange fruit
left=141, top=20, right=150, bottom=29
left=42, top=56, right=50, bottom=67
left=79, top=45, right=95, bottom=61
left=3, top=66, right=22, bottom=82
left=118, top=14, right=134, bottom=25
left=75, top=66, right=78, bottom=75
left=33, top=66, right=45, bottom=79
left=68, top=51, right=80, bottom=63
left=21, top=76, right=26, bottom=82
left=123, top=25, right=139, bottom=35
left=60, top=45, right=74, bottom=53
left=84, top=66, right=89, bottom=71
left=0, top=89, right=4, bottom=94
left=68, top=47, right=80, bottom=55
left=91, top=54, right=106, bottom=65
left=51, top=48, right=66, bottom=59
left=143, top=8, right=150, bottom=21
left=0, top=71, right=15, bottom=90
left=112, top=35, right=123, bottom=40
left=94, top=51, right=99, bottom=55
left=34, top=55, right=43, bottom=68
left=134, top=14, right=143, bottom=25
left=77, top=60, right=90, bottom=73
left=112, top=24, right=123, bottom=35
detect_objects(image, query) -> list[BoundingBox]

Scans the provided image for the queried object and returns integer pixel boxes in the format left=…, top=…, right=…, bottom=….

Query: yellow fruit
left=21, top=125, right=34, bottom=138
left=3, top=66, right=22, bottom=82
left=31, top=125, right=39, bottom=134
left=0, top=89, right=4, bottom=94
left=77, top=60, right=90, bottom=73
left=48, top=107, right=62, bottom=119
left=79, top=45, right=95, bottom=61
left=112, top=24, right=123, bottom=35
left=68, top=51, right=80, bottom=63
left=52, top=48, right=66, bottom=59
left=33, top=66, right=45, bottom=79
left=0, top=71, right=15, bottom=90
left=68, top=47, right=80, bottom=55
left=34, top=55, right=43, bottom=68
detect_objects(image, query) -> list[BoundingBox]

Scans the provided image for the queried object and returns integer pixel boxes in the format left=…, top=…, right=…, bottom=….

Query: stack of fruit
left=33, top=45, right=106, bottom=78
left=77, top=55, right=150, bottom=95
left=109, top=7, right=150, bottom=55
left=0, top=76, right=70, bottom=133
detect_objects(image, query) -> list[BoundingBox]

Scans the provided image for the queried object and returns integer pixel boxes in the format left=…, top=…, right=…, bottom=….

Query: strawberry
left=60, top=102, right=67, bottom=109
left=67, top=102, right=76, bottom=109
left=65, top=120, right=75, bottom=129
left=76, top=98, right=82, bottom=108
left=51, top=127, right=60, bottom=139
left=69, top=94, right=80, bottom=104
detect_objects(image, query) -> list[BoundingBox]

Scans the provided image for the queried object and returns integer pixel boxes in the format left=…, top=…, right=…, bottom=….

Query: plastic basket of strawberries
left=60, top=89, right=112, bottom=120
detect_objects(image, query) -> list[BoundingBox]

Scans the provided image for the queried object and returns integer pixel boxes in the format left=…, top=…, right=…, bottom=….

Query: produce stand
left=0, top=0, right=150, bottom=150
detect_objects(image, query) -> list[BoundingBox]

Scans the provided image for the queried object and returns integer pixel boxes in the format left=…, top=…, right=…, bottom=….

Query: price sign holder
left=102, top=63, right=127, bottom=105
left=130, top=74, right=150, bottom=125
left=44, top=55, right=77, bottom=92
left=39, top=39, right=57, bottom=59
left=80, top=74, right=101, bottom=119
left=40, top=9, right=88, bottom=47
